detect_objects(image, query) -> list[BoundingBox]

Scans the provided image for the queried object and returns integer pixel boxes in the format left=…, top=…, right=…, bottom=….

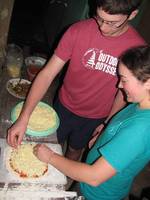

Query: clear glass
left=6, top=44, right=23, bottom=78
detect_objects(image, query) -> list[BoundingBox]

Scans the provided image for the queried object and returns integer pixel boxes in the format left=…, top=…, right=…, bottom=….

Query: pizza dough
left=15, top=103, right=57, bottom=131
left=6, top=143, right=48, bottom=179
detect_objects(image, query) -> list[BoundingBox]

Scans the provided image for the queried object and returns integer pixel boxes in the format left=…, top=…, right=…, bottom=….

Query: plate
left=6, top=78, right=31, bottom=99
left=11, top=101, right=60, bottom=137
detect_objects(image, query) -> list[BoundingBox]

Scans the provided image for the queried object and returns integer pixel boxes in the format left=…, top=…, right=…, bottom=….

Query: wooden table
left=0, top=67, right=78, bottom=199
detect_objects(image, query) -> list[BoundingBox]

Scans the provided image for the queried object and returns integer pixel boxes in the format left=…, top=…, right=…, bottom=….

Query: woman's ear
left=128, top=10, right=139, bottom=21
left=145, top=79, right=150, bottom=90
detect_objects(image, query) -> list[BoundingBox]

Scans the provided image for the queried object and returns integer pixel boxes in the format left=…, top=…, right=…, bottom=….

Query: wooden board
left=0, top=139, right=67, bottom=185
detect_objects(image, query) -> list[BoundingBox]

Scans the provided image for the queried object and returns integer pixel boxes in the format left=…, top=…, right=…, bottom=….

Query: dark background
left=7, top=0, right=91, bottom=57
left=7, top=0, right=150, bottom=58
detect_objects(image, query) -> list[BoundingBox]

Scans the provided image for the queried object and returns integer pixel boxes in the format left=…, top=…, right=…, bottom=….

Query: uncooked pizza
left=15, top=103, right=57, bottom=131
left=7, top=143, right=48, bottom=178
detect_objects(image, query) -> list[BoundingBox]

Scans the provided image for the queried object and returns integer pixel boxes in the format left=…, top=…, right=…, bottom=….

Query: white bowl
left=25, top=56, right=46, bottom=67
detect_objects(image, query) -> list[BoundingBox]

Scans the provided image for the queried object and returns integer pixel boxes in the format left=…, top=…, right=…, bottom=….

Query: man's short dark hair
left=95, top=0, right=142, bottom=15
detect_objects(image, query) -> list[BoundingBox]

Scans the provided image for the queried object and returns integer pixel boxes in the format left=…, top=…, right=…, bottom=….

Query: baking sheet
left=0, top=139, right=67, bottom=185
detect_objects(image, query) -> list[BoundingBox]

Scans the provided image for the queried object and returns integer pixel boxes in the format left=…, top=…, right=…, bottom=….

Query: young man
left=7, top=0, right=145, bottom=161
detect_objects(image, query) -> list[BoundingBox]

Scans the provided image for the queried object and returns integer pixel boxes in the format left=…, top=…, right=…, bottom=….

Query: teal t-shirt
left=80, top=103, right=150, bottom=200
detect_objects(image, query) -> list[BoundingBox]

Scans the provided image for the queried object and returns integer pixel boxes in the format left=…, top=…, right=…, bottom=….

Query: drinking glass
left=6, top=44, right=23, bottom=78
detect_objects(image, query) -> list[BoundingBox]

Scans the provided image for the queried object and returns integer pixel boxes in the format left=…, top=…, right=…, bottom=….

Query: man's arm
left=21, top=54, right=65, bottom=119
left=7, top=54, right=65, bottom=147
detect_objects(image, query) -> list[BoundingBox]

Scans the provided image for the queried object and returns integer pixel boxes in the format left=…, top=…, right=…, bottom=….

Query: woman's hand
left=33, top=144, right=55, bottom=163
left=7, top=119, right=28, bottom=148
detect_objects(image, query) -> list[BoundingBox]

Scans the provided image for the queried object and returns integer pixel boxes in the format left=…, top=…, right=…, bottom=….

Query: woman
left=33, top=45, right=150, bottom=200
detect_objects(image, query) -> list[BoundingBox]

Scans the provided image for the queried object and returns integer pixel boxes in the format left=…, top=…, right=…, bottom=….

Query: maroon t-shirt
left=55, top=18, right=145, bottom=118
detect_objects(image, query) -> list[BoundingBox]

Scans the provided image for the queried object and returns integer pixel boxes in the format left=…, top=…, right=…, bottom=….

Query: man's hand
left=92, top=124, right=105, bottom=137
left=7, top=119, right=28, bottom=148
left=88, top=124, right=105, bottom=149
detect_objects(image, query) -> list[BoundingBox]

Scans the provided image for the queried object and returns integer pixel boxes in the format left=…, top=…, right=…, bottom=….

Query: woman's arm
left=34, top=144, right=116, bottom=186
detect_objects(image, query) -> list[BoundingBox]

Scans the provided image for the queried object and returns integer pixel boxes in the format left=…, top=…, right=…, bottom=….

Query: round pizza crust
left=6, top=143, right=48, bottom=180
left=15, top=103, right=57, bottom=131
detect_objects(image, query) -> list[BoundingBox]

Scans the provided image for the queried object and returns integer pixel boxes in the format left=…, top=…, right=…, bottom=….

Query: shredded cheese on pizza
left=15, top=104, right=56, bottom=131
left=9, top=143, right=48, bottom=178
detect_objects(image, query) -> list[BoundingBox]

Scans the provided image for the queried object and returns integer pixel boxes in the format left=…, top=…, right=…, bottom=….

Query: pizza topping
left=9, top=143, right=48, bottom=178
left=15, top=104, right=57, bottom=131
left=8, top=81, right=31, bottom=98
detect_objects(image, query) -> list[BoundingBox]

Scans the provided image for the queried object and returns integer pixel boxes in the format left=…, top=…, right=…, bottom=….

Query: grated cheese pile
left=15, top=104, right=56, bottom=131
left=9, top=143, right=48, bottom=178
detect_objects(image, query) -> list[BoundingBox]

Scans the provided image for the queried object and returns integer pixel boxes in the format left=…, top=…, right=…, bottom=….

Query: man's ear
left=128, top=10, right=139, bottom=21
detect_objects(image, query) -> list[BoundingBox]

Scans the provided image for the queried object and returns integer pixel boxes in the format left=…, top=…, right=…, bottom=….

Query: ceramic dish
left=11, top=101, right=60, bottom=137
left=6, top=78, right=31, bottom=99
left=25, top=56, right=46, bottom=67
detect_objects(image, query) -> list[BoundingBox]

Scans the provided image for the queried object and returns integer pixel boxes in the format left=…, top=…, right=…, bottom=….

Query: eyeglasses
left=95, top=15, right=129, bottom=29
